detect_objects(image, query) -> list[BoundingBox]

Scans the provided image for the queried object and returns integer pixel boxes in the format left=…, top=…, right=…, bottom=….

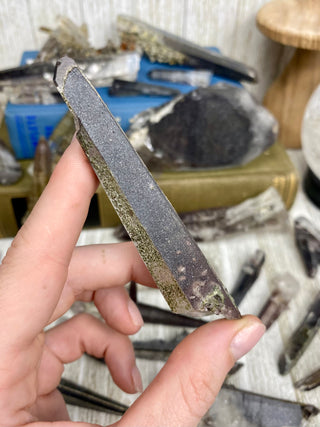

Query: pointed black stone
left=294, top=216, right=320, bottom=278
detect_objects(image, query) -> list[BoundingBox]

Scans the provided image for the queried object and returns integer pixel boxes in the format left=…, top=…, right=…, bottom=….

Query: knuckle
left=179, top=368, right=217, bottom=419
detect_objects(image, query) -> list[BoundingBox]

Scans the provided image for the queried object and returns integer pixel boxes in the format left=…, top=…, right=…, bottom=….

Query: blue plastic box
left=5, top=50, right=235, bottom=159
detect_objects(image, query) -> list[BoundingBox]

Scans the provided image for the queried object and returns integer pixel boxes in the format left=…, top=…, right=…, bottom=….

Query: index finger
left=0, top=137, right=98, bottom=346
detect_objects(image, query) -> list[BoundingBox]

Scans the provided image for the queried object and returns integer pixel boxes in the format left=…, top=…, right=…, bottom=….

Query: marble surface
left=0, top=149, right=320, bottom=426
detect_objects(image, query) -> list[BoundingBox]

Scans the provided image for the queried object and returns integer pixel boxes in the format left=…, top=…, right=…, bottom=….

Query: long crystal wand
left=53, top=56, right=240, bottom=319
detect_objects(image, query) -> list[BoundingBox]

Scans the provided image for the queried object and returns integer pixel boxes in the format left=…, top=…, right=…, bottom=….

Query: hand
left=0, top=137, right=265, bottom=427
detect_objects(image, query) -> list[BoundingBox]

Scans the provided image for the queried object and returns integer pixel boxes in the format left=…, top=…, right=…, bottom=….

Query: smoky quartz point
left=54, top=56, right=240, bottom=319
left=294, top=216, right=320, bottom=278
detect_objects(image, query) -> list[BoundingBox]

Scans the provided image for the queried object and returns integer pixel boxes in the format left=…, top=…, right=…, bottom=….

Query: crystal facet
left=54, top=56, right=240, bottom=319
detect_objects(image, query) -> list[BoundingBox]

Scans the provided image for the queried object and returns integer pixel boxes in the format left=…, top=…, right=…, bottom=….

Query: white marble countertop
left=1, top=150, right=320, bottom=426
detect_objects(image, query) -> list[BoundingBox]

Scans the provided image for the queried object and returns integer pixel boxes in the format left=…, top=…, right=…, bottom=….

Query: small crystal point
left=0, top=140, right=22, bottom=185
left=294, top=216, right=320, bottom=278
left=231, top=249, right=265, bottom=305
left=278, top=291, right=320, bottom=375
left=259, top=273, right=299, bottom=329
left=295, top=367, right=320, bottom=391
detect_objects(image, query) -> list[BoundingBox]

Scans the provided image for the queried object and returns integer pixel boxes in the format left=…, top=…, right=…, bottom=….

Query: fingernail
left=128, top=299, right=144, bottom=328
left=230, top=320, right=266, bottom=361
left=132, top=365, right=143, bottom=393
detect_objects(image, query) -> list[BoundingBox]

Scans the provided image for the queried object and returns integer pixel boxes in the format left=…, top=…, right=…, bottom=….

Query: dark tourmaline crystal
left=128, top=83, right=278, bottom=170
left=278, top=291, right=320, bottom=375
left=58, top=377, right=128, bottom=414
left=295, top=367, right=320, bottom=391
left=231, top=249, right=265, bottom=306
left=294, top=216, right=320, bottom=278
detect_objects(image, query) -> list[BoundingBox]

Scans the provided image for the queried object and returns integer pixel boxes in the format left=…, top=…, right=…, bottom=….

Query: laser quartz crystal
left=54, top=56, right=240, bottom=319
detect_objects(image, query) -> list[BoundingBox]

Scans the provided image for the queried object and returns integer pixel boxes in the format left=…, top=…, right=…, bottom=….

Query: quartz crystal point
left=181, top=187, right=288, bottom=241
left=259, top=273, right=299, bottom=329
left=231, top=249, right=265, bottom=306
left=115, top=187, right=289, bottom=242
left=58, top=377, right=128, bottom=415
left=127, top=83, right=278, bottom=170
left=117, top=15, right=257, bottom=82
left=148, top=68, right=213, bottom=87
left=54, top=56, right=240, bottom=319
left=295, top=367, right=320, bottom=391
left=109, top=79, right=181, bottom=97
left=278, top=291, right=320, bottom=375
left=199, top=385, right=319, bottom=427
left=0, top=140, right=22, bottom=185
left=294, top=216, right=320, bottom=278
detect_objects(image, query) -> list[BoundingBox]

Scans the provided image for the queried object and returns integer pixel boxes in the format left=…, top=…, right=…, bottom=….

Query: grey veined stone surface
left=128, top=83, right=278, bottom=170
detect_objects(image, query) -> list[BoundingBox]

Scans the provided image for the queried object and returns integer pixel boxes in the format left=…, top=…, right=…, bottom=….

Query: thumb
left=117, top=315, right=265, bottom=427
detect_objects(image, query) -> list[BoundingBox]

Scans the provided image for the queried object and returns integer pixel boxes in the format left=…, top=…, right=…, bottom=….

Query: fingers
left=94, top=287, right=144, bottom=335
left=0, top=137, right=99, bottom=348
left=39, top=314, right=142, bottom=396
left=117, top=316, right=265, bottom=427
left=49, top=242, right=155, bottom=327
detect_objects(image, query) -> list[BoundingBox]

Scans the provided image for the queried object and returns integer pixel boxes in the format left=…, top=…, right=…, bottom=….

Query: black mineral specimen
left=128, top=83, right=278, bottom=170
left=294, top=216, right=320, bottom=278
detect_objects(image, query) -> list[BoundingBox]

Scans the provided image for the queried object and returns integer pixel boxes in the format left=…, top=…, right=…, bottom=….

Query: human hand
left=0, top=137, right=265, bottom=427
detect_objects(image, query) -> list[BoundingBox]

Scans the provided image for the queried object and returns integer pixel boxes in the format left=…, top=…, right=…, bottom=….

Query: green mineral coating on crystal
left=76, top=126, right=192, bottom=314
left=200, top=286, right=225, bottom=313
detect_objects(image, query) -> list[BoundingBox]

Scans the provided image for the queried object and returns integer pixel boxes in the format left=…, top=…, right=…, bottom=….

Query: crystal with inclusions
left=0, top=140, right=22, bottom=185
left=181, top=187, right=288, bottom=241
left=294, top=216, right=320, bottom=278
left=295, top=367, right=320, bottom=391
left=127, top=83, right=278, bottom=170
left=117, top=15, right=257, bottom=82
left=278, top=291, right=320, bottom=375
left=199, top=385, right=319, bottom=427
left=259, top=273, right=299, bottom=329
left=54, top=56, right=240, bottom=319
left=231, top=250, right=265, bottom=306
left=58, top=377, right=128, bottom=415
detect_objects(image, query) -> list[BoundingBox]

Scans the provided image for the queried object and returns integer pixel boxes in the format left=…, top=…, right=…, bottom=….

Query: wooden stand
left=257, top=0, right=320, bottom=148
